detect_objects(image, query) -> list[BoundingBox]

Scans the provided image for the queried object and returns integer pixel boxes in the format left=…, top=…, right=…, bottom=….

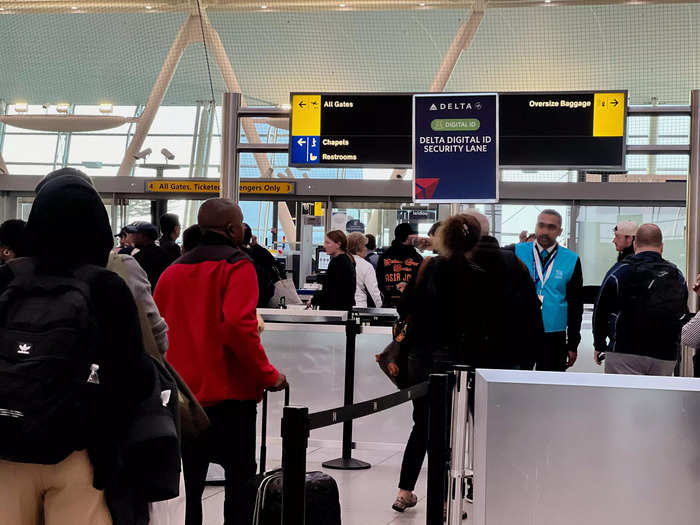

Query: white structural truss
left=391, top=1, right=487, bottom=179
left=116, top=10, right=297, bottom=243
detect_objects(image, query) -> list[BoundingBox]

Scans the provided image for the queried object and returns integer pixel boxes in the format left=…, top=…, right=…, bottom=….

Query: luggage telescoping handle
left=260, top=385, right=290, bottom=475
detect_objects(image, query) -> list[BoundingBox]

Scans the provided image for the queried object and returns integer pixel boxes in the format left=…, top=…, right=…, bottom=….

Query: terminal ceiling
left=1, top=1, right=700, bottom=107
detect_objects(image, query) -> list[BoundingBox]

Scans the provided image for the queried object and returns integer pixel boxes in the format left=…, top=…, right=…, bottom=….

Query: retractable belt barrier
left=308, top=382, right=428, bottom=430
left=279, top=368, right=471, bottom=525
left=280, top=381, right=429, bottom=525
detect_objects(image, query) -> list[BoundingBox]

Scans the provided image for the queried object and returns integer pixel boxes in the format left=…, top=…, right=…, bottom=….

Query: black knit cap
left=394, top=222, right=416, bottom=243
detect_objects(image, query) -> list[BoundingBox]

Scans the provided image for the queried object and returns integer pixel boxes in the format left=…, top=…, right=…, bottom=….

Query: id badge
left=538, top=294, right=544, bottom=307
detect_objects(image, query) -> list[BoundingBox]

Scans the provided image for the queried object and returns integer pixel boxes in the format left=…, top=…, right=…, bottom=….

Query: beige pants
left=0, top=450, right=112, bottom=525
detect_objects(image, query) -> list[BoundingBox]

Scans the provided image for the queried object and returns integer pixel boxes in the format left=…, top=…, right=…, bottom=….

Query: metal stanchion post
left=323, top=316, right=371, bottom=470
left=466, top=369, right=475, bottom=502
left=446, top=366, right=472, bottom=525
left=427, top=373, right=452, bottom=525
left=281, top=406, right=309, bottom=525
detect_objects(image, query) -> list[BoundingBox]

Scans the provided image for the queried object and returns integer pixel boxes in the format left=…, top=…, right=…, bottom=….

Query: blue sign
left=413, top=93, right=498, bottom=203
left=291, top=135, right=320, bottom=165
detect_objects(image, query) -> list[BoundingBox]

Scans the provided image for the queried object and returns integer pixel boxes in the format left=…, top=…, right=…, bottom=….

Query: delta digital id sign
left=289, top=93, right=412, bottom=168
left=413, top=93, right=498, bottom=203
left=499, top=91, right=627, bottom=169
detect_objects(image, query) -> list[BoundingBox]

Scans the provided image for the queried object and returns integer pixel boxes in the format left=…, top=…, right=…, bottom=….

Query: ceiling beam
left=4, top=0, right=700, bottom=14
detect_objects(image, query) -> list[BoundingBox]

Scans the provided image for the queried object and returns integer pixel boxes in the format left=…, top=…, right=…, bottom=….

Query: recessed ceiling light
left=71, top=5, right=78, bottom=9
left=0, top=7, right=6, bottom=11
left=261, top=4, right=268, bottom=8
left=145, top=4, right=153, bottom=9
left=339, top=3, right=346, bottom=6
left=419, top=2, right=426, bottom=5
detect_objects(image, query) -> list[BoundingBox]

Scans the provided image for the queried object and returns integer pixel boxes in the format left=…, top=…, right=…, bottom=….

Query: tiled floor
left=202, top=444, right=435, bottom=525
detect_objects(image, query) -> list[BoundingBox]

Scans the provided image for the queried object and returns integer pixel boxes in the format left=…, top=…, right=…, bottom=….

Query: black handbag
left=376, top=258, right=432, bottom=389
left=376, top=336, right=410, bottom=389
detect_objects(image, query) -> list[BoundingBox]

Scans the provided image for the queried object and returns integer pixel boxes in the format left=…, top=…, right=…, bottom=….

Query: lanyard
left=533, top=243, right=557, bottom=289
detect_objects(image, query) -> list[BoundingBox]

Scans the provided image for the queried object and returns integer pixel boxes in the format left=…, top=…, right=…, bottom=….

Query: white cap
left=614, top=221, right=638, bottom=236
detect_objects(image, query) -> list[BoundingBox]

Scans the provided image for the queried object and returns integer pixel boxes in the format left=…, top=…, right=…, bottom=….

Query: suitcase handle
left=260, top=385, right=290, bottom=474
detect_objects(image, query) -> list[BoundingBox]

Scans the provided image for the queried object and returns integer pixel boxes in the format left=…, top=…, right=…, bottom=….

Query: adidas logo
left=17, top=343, right=31, bottom=355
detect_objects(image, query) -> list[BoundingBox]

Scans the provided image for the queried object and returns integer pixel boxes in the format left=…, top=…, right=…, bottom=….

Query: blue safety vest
left=515, top=242, right=579, bottom=333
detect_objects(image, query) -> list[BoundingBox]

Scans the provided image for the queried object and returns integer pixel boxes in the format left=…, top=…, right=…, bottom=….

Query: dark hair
left=326, top=230, right=348, bottom=252
left=437, top=214, right=481, bottom=259
left=0, top=219, right=26, bottom=255
left=539, top=209, right=562, bottom=226
left=243, top=223, right=253, bottom=246
left=182, top=224, right=202, bottom=253
left=428, top=221, right=442, bottom=237
left=394, top=223, right=415, bottom=243
left=160, top=213, right=180, bottom=236
left=365, top=233, right=377, bottom=251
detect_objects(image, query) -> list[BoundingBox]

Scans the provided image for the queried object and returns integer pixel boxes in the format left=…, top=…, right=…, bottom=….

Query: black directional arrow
left=299, top=101, right=306, bottom=108
left=611, top=99, right=619, bottom=107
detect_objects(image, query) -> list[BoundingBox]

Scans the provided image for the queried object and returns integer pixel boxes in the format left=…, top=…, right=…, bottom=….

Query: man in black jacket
left=242, top=223, right=281, bottom=307
left=126, top=221, right=172, bottom=292
left=593, top=223, right=688, bottom=375
left=159, top=213, right=182, bottom=263
left=613, top=220, right=637, bottom=262
left=377, top=223, right=423, bottom=308
left=468, top=211, right=543, bottom=370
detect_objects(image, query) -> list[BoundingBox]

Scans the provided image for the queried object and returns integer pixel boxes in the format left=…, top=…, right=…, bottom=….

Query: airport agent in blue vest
left=512, top=210, right=584, bottom=371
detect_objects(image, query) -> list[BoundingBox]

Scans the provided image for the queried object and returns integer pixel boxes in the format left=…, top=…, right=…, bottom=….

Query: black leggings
left=398, top=356, right=430, bottom=491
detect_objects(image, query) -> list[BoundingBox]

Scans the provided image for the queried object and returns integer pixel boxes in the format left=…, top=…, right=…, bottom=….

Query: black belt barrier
left=280, top=376, right=453, bottom=525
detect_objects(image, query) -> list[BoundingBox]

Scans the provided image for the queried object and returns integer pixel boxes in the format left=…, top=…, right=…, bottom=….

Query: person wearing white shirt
left=347, top=232, right=383, bottom=308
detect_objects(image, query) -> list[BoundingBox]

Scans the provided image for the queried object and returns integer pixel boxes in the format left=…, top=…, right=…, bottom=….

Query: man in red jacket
left=154, top=198, right=288, bottom=525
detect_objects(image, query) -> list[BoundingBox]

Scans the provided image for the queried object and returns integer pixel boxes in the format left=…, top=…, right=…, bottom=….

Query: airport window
left=575, top=206, right=686, bottom=286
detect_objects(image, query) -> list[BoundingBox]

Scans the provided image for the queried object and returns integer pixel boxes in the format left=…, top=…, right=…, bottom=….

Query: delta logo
left=429, top=101, right=482, bottom=111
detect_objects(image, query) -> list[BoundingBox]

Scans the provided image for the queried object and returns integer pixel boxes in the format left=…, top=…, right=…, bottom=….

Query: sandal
left=392, top=493, right=418, bottom=512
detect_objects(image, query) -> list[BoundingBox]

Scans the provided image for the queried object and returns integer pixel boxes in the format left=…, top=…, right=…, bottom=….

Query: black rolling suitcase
left=244, top=387, right=341, bottom=525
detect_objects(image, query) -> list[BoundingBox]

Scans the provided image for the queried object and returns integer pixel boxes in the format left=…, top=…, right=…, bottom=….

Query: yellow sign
left=147, top=180, right=220, bottom=193
left=291, top=94, right=321, bottom=136
left=239, top=181, right=295, bottom=195
left=314, top=202, right=324, bottom=216
left=593, top=92, right=625, bottom=137
left=146, top=180, right=295, bottom=195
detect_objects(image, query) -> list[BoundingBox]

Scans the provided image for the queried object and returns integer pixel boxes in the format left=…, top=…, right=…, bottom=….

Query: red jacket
left=154, top=232, right=280, bottom=406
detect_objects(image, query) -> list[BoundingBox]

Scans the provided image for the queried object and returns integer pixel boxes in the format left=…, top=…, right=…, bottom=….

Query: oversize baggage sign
left=413, top=93, right=498, bottom=203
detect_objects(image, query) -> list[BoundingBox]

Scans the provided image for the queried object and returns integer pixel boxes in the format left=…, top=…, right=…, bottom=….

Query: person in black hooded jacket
left=467, top=210, right=543, bottom=370
left=0, top=169, right=155, bottom=525
left=376, top=223, right=423, bottom=308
